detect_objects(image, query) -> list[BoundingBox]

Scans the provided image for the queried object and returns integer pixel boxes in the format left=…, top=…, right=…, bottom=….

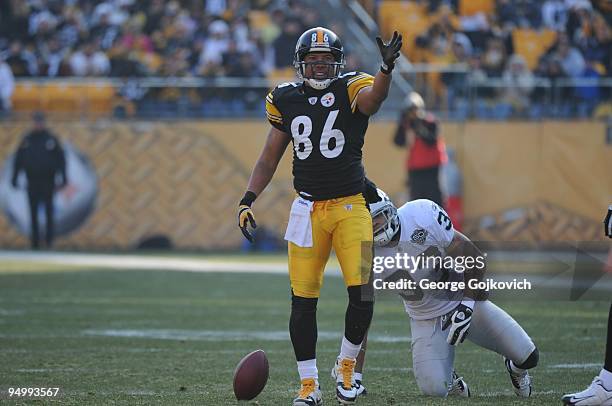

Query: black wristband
left=240, top=191, right=257, bottom=207
left=380, top=62, right=393, bottom=75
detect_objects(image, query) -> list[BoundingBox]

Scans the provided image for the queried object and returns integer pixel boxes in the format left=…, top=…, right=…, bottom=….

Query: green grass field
left=0, top=258, right=608, bottom=405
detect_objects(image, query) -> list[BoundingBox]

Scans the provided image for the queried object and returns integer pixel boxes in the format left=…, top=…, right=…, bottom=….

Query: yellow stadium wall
left=0, top=120, right=609, bottom=249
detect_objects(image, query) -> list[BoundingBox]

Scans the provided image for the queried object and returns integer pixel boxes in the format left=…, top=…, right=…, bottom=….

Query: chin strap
left=306, top=78, right=332, bottom=90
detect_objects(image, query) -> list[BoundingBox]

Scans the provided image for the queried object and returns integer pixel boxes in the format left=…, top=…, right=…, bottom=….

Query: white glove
left=442, top=299, right=474, bottom=345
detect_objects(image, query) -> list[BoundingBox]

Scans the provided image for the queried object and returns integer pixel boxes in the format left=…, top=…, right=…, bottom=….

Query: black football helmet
left=293, top=27, right=345, bottom=90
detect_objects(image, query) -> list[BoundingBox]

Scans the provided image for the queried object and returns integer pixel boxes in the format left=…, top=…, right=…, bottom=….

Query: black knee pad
left=290, top=294, right=318, bottom=362
left=345, top=286, right=374, bottom=345
left=291, top=294, right=318, bottom=312
left=516, top=347, right=539, bottom=370
left=347, top=285, right=375, bottom=310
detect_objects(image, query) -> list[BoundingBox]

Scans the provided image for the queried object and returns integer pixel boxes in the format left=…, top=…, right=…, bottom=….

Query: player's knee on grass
left=419, top=383, right=449, bottom=398
left=344, top=285, right=374, bottom=345
left=515, top=347, right=539, bottom=370
left=414, top=369, right=450, bottom=398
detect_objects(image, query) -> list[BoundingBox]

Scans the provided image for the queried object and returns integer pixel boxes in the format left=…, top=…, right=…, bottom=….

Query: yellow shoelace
left=341, top=358, right=356, bottom=390
left=298, top=378, right=316, bottom=399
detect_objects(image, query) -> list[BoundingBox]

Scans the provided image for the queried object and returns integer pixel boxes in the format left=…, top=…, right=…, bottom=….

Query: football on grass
left=233, top=349, right=269, bottom=400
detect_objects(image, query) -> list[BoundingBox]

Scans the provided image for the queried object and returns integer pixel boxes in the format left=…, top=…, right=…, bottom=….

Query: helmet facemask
left=369, top=189, right=400, bottom=247
left=295, top=51, right=344, bottom=90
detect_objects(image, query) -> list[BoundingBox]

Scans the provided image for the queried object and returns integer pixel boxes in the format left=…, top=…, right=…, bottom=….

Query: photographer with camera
left=393, top=91, right=447, bottom=206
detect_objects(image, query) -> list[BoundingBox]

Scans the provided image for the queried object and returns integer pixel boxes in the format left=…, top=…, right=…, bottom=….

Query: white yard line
left=0, top=250, right=342, bottom=275
left=1, top=251, right=611, bottom=291
left=80, top=328, right=411, bottom=343
left=548, top=363, right=602, bottom=369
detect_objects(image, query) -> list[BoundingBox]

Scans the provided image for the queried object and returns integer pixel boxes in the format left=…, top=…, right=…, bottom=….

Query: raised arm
left=355, top=31, right=402, bottom=116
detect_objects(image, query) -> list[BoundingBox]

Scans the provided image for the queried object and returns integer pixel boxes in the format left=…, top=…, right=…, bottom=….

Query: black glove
left=376, top=31, right=403, bottom=74
left=605, top=205, right=612, bottom=238
left=442, top=301, right=474, bottom=345
left=238, top=191, right=257, bottom=243
left=363, top=177, right=381, bottom=206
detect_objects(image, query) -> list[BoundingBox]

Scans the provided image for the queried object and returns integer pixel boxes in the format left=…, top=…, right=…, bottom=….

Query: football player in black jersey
left=238, top=26, right=401, bottom=405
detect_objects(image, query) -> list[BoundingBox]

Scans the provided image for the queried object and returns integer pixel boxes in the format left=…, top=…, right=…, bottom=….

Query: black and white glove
left=442, top=300, right=474, bottom=345
left=238, top=191, right=257, bottom=243
left=376, top=31, right=403, bottom=74
left=363, top=177, right=381, bottom=206
left=604, top=205, right=612, bottom=238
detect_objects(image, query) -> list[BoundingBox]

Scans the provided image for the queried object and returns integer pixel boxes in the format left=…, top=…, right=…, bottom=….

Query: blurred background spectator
left=0, top=55, right=15, bottom=113
left=11, top=112, right=67, bottom=250
left=0, top=0, right=321, bottom=79
left=500, top=54, right=534, bottom=116
left=393, top=92, right=447, bottom=206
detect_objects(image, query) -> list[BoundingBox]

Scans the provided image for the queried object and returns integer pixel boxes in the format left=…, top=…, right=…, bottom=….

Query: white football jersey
left=375, top=199, right=462, bottom=320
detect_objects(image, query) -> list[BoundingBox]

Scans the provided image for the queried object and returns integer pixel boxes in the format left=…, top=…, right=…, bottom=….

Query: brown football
left=233, top=349, right=269, bottom=400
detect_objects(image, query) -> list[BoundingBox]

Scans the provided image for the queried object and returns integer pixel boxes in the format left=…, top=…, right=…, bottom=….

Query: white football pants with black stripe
left=410, top=300, right=536, bottom=397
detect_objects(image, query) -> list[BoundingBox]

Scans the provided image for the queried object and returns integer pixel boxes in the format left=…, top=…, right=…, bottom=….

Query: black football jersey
left=266, top=71, right=374, bottom=201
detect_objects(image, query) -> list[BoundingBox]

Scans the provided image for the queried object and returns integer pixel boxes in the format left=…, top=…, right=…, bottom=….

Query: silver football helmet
left=370, top=189, right=400, bottom=247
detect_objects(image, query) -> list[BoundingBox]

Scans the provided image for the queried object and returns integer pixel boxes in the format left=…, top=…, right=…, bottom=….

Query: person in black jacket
left=11, top=112, right=67, bottom=249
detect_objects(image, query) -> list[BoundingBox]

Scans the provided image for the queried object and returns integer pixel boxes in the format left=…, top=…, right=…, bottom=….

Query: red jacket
left=394, top=112, right=447, bottom=170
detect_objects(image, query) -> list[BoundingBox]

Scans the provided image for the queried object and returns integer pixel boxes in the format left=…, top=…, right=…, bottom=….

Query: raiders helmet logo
left=411, top=228, right=428, bottom=244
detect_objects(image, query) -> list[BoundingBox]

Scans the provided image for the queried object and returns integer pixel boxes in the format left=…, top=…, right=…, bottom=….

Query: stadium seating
left=458, top=0, right=494, bottom=16
left=84, top=83, right=116, bottom=116
left=11, top=83, right=44, bottom=112
left=11, top=82, right=116, bottom=116
left=378, top=1, right=428, bottom=41
left=511, top=29, right=558, bottom=71
left=42, top=83, right=84, bottom=113
left=379, top=1, right=430, bottom=60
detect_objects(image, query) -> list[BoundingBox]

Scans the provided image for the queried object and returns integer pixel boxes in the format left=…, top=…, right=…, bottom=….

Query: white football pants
left=410, top=300, right=536, bottom=397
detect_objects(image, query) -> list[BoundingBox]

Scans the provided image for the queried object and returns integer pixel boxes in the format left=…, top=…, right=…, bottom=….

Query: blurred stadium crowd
left=0, top=0, right=329, bottom=78
left=377, top=0, right=611, bottom=118
left=0, top=0, right=610, bottom=119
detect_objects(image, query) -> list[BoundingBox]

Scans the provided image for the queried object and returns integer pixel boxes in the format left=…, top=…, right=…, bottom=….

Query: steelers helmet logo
left=321, top=92, right=335, bottom=107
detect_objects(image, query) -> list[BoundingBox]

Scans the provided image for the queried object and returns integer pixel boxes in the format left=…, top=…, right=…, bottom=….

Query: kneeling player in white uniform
left=346, top=190, right=539, bottom=398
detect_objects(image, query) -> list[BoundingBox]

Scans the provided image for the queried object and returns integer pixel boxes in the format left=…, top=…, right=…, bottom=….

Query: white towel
left=284, top=197, right=314, bottom=247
